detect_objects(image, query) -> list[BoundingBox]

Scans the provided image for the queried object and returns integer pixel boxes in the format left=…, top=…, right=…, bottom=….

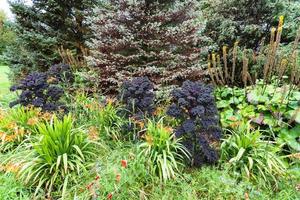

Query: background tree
left=5, top=0, right=96, bottom=80
left=87, top=0, right=203, bottom=94
left=201, top=0, right=284, bottom=50
left=0, top=10, right=15, bottom=63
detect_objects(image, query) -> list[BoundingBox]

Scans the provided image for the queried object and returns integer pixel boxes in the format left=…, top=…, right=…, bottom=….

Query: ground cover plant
left=0, top=0, right=299, bottom=199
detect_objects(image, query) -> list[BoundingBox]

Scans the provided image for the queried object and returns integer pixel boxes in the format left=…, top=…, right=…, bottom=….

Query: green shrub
left=7, top=114, right=98, bottom=198
left=0, top=107, right=46, bottom=152
left=216, top=83, right=300, bottom=138
left=0, top=173, right=31, bottom=200
left=220, top=122, right=287, bottom=189
left=138, top=118, right=190, bottom=183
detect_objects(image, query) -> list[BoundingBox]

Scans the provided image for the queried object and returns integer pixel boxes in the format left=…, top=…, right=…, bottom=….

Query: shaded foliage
left=201, top=0, right=284, bottom=50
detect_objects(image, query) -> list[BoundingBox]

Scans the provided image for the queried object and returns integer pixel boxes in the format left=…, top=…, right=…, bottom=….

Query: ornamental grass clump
left=119, top=77, right=155, bottom=119
left=221, top=122, right=287, bottom=189
left=138, top=118, right=190, bottom=183
left=167, top=80, right=222, bottom=167
left=6, top=115, right=98, bottom=198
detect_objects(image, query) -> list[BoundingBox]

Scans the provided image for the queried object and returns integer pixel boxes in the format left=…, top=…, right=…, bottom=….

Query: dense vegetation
left=0, top=0, right=299, bottom=199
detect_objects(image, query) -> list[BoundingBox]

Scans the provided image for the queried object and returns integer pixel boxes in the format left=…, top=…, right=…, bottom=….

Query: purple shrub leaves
left=119, top=77, right=155, bottom=119
left=9, top=64, right=72, bottom=111
left=167, top=80, right=222, bottom=167
left=47, top=64, right=74, bottom=84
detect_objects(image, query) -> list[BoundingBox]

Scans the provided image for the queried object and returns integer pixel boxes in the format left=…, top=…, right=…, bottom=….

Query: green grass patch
left=0, top=65, right=10, bottom=95
left=0, top=66, right=15, bottom=106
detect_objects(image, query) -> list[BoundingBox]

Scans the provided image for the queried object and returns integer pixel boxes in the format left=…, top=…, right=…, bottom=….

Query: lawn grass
left=0, top=65, right=10, bottom=95
left=0, top=65, right=15, bottom=106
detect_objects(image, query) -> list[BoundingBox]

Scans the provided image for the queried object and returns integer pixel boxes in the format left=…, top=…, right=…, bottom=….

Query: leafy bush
left=206, top=16, right=300, bottom=87
left=216, top=83, right=300, bottom=140
left=138, top=118, right=190, bottom=183
left=0, top=107, right=50, bottom=152
left=47, top=63, right=74, bottom=85
left=5, top=0, right=96, bottom=79
left=221, top=122, right=287, bottom=188
left=201, top=0, right=284, bottom=49
left=167, top=80, right=222, bottom=167
left=9, top=63, right=73, bottom=111
left=119, top=77, right=155, bottom=119
left=9, top=115, right=98, bottom=198
left=87, top=0, right=203, bottom=93
left=9, top=72, right=65, bottom=111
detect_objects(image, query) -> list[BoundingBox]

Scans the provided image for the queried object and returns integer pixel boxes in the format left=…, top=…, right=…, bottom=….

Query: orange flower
left=14, top=127, right=25, bottom=136
left=121, top=160, right=127, bottom=168
left=41, top=112, right=53, bottom=121
left=4, top=135, right=15, bottom=142
left=5, top=162, right=21, bottom=173
left=88, top=126, right=99, bottom=141
left=228, top=116, right=237, bottom=121
left=106, top=97, right=115, bottom=105
left=163, top=126, right=173, bottom=133
left=153, top=107, right=163, bottom=116
left=27, top=117, right=39, bottom=126
left=5, top=122, right=17, bottom=130
left=145, top=134, right=153, bottom=145
left=137, top=121, right=145, bottom=129
left=107, top=193, right=113, bottom=200
left=116, top=174, right=121, bottom=183
left=84, top=103, right=93, bottom=109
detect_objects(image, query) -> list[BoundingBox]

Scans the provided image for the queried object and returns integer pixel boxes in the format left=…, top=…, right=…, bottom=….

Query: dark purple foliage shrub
left=167, top=80, right=222, bottom=167
left=47, top=64, right=74, bottom=84
left=119, top=77, right=155, bottom=119
left=9, top=64, right=72, bottom=111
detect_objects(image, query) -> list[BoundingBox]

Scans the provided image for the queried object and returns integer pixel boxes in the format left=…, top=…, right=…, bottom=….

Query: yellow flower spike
left=212, top=53, right=216, bottom=62
left=277, top=26, right=283, bottom=33
left=271, top=27, right=276, bottom=34
left=234, top=41, right=239, bottom=46
left=222, top=46, right=227, bottom=54
left=279, top=15, right=284, bottom=27
left=137, top=121, right=145, bottom=129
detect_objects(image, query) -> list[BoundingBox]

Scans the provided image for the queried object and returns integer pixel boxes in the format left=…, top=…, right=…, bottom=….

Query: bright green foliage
left=0, top=65, right=14, bottom=106
left=11, top=114, right=98, bottom=198
left=69, top=94, right=128, bottom=141
left=221, top=122, right=287, bottom=188
left=0, top=107, right=42, bottom=152
left=278, top=125, right=300, bottom=152
left=0, top=11, right=15, bottom=62
left=216, top=83, right=300, bottom=138
left=0, top=173, right=31, bottom=200
left=138, top=118, right=190, bottom=183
